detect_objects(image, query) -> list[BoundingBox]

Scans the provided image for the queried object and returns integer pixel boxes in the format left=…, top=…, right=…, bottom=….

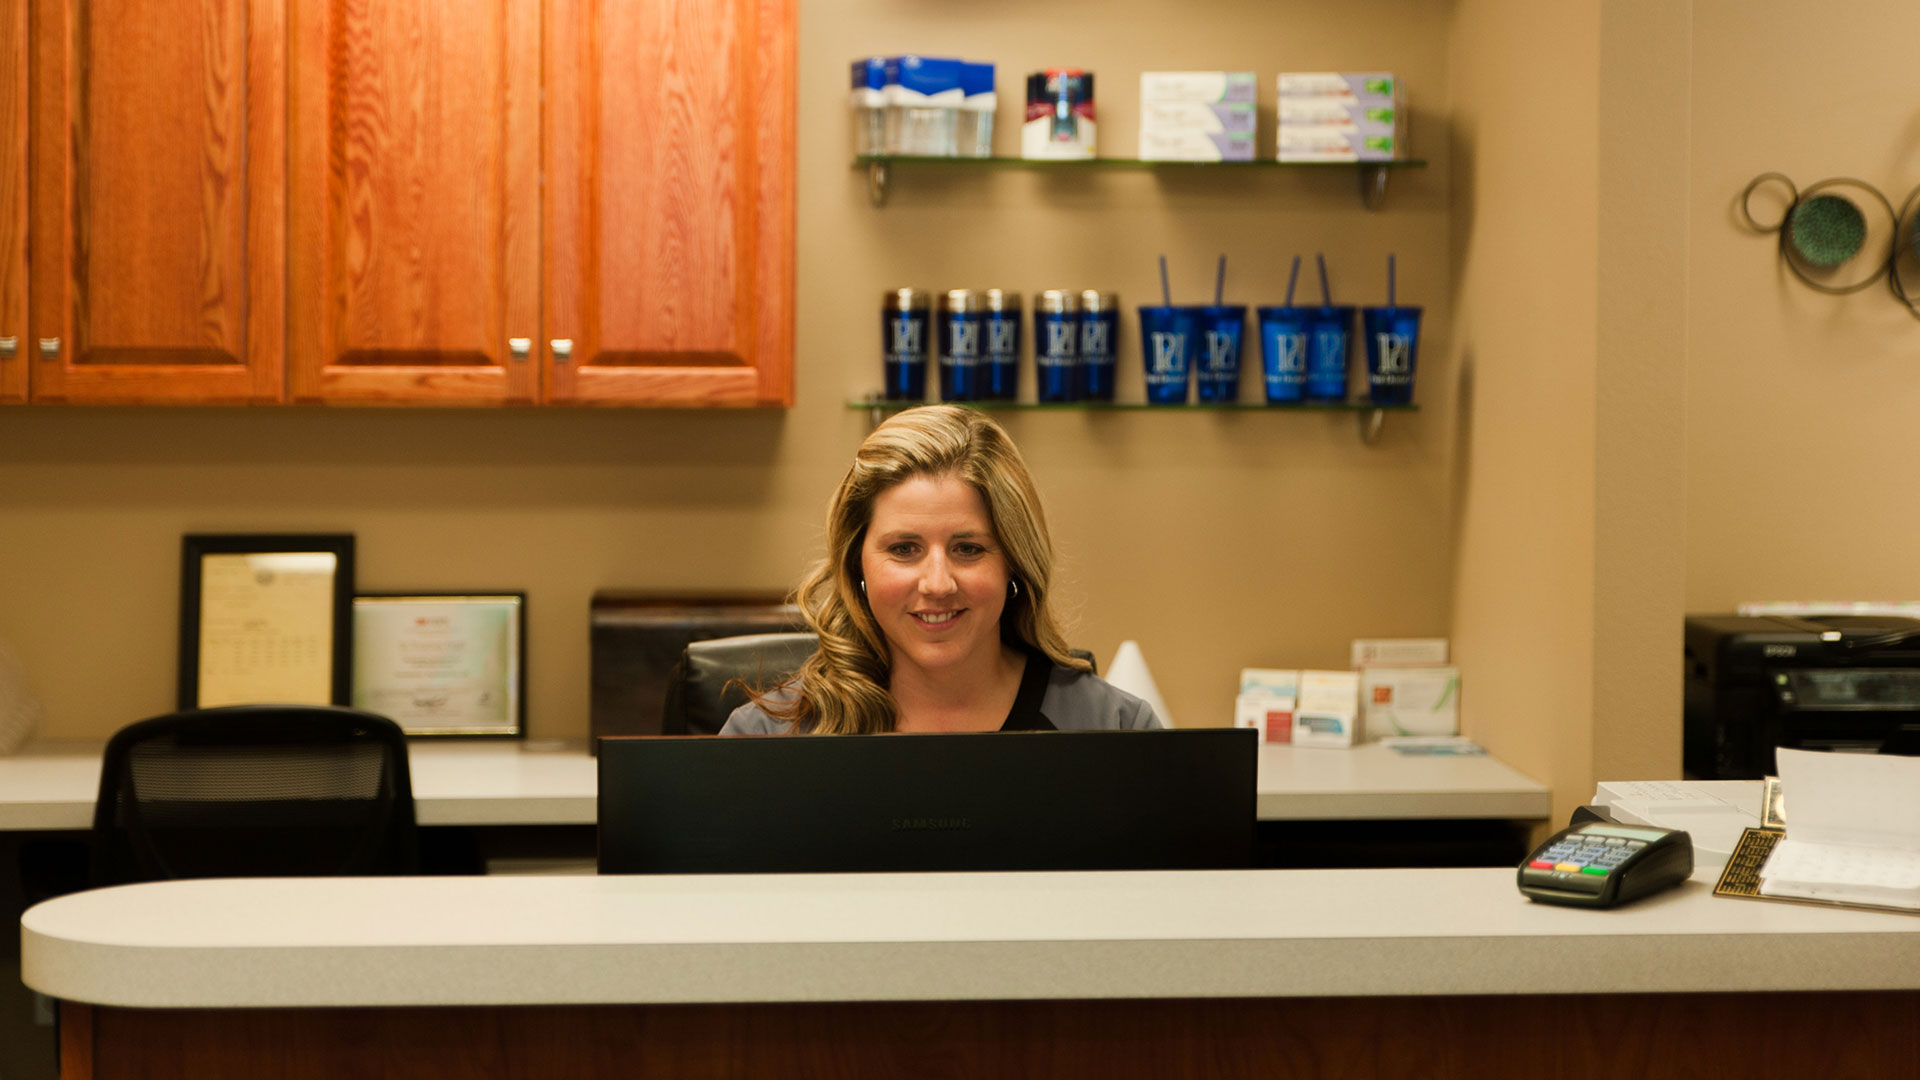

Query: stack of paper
left=1591, top=779, right=1761, bottom=871
left=1758, top=748, right=1920, bottom=910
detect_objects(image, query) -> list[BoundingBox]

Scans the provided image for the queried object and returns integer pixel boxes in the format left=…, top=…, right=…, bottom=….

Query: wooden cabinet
left=27, top=0, right=285, bottom=404
left=287, top=0, right=793, bottom=407
left=10, top=0, right=792, bottom=408
left=544, top=0, right=794, bottom=406
left=1, top=0, right=23, bottom=403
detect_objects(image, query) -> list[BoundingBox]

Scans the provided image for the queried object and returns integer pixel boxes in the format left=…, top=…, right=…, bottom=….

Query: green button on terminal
left=1581, top=865, right=1611, bottom=875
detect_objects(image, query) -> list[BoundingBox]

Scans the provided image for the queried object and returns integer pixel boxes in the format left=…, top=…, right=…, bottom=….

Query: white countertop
left=0, top=737, right=1549, bottom=830
left=22, top=868, right=1920, bottom=1008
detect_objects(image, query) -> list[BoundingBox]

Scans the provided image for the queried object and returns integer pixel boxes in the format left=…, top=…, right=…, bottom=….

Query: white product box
left=1139, top=128, right=1255, bottom=162
left=1277, top=97, right=1399, bottom=135
left=1235, top=692, right=1296, bottom=744
left=1277, top=126, right=1397, bottom=162
left=1022, top=114, right=1097, bottom=160
left=1141, top=71, right=1256, bottom=105
left=1298, top=669, right=1360, bottom=712
left=1240, top=668, right=1301, bottom=696
left=1276, top=72, right=1398, bottom=102
left=1140, top=102, right=1258, bottom=135
left=1361, top=665, right=1460, bottom=740
left=1350, top=638, right=1449, bottom=668
left=1292, top=706, right=1358, bottom=747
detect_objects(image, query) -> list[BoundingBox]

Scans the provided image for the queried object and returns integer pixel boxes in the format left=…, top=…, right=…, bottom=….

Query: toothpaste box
left=1141, top=71, right=1257, bottom=105
left=1361, top=665, right=1460, bottom=740
left=1141, top=102, right=1258, bottom=135
left=1276, top=72, right=1398, bottom=102
left=1278, top=97, right=1399, bottom=136
left=1278, top=126, right=1398, bottom=162
left=1140, top=128, right=1256, bottom=161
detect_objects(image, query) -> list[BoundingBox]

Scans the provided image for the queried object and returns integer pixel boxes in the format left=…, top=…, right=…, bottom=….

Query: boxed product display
left=1361, top=665, right=1460, bottom=740
left=1292, top=669, right=1360, bottom=747
left=1023, top=69, right=1097, bottom=159
left=1351, top=637, right=1449, bottom=668
left=886, top=55, right=965, bottom=156
left=1140, top=128, right=1255, bottom=162
left=1140, top=70, right=1257, bottom=105
left=1235, top=668, right=1300, bottom=744
left=1277, top=71, right=1404, bottom=162
left=1141, top=102, right=1258, bottom=135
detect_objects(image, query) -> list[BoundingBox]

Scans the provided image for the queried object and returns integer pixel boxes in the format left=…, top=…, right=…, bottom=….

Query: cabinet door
left=1, top=0, right=23, bottom=403
left=288, top=0, right=540, bottom=405
left=545, top=0, right=794, bottom=406
left=29, top=0, right=284, bottom=404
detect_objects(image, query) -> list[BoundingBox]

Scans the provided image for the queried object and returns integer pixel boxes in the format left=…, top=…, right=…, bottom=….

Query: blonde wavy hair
left=756, top=405, right=1087, bottom=734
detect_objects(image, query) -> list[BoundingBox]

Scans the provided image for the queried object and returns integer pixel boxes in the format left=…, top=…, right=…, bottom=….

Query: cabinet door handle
left=508, top=337, right=532, bottom=362
left=0, top=336, right=15, bottom=360
left=38, top=337, right=60, bottom=361
left=551, top=339, right=573, bottom=363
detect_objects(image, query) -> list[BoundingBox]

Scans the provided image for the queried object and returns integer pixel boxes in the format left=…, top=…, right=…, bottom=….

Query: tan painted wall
left=0, top=0, right=1459, bottom=741
left=1444, top=0, right=1600, bottom=823
left=1686, top=0, right=1920, bottom=614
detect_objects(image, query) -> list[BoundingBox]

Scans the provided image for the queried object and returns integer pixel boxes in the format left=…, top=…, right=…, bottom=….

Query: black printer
left=1684, top=613, right=1920, bottom=779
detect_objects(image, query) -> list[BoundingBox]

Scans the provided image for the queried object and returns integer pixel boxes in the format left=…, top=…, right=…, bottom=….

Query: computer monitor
left=596, top=728, right=1257, bottom=874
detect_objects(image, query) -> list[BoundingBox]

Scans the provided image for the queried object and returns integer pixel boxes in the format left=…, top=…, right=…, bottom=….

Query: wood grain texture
left=545, top=0, right=795, bottom=406
left=68, top=992, right=1920, bottom=1080
left=0, top=0, right=23, bottom=403
left=288, top=0, right=537, bottom=405
left=29, top=0, right=282, bottom=404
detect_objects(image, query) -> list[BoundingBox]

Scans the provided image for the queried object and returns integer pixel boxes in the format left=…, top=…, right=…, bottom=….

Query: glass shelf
left=854, top=155, right=1427, bottom=209
left=847, top=396, right=1418, bottom=445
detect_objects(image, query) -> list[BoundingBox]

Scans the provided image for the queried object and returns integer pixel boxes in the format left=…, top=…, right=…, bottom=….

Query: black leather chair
left=91, top=705, right=419, bottom=886
left=660, top=633, right=1096, bottom=736
left=662, top=632, right=820, bottom=736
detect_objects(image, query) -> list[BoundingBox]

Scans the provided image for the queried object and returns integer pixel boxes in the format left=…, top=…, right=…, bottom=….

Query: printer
left=1684, top=613, right=1920, bottom=779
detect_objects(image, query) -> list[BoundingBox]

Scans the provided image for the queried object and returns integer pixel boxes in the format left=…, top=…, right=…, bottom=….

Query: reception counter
left=23, top=869, right=1920, bottom=1078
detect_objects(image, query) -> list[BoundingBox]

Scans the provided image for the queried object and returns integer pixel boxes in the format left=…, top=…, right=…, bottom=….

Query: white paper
left=1757, top=748, right=1920, bottom=908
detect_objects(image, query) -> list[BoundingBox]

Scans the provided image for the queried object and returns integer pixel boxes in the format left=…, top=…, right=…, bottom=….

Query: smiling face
left=859, top=472, right=1012, bottom=680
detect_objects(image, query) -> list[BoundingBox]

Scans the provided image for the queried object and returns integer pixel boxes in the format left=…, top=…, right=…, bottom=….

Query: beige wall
left=1686, top=0, right=1920, bottom=613
left=1444, top=0, right=1600, bottom=822
left=0, top=0, right=1460, bottom=741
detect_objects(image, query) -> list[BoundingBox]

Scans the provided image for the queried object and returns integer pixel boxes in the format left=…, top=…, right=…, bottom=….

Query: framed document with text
left=352, top=593, right=526, bottom=738
left=179, top=534, right=355, bottom=710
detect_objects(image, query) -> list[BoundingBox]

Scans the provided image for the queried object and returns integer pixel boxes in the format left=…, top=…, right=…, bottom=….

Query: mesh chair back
left=92, top=705, right=418, bottom=885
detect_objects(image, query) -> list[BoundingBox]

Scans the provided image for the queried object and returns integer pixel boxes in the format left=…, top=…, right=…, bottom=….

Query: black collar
left=999, top=650, right=1058, bottom=731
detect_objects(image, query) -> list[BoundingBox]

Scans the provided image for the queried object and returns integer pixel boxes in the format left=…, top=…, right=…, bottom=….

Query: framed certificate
left=351, top=593, right=526, bottom=738
left=179, top=534, right=355, bottom=710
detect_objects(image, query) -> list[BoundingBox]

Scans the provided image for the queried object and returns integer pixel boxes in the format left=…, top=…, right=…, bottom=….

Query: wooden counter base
left=61, top=991, right=1920, bottom=1080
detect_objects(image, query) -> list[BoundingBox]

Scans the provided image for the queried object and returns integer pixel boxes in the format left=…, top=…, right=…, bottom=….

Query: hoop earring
left=859, top=579, right=867, bottom=597
left=1009, top=579, right=1020, bottom=598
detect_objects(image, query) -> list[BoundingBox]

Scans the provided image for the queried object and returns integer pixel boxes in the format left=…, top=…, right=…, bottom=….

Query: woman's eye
left=888, top=543, right=918, bottom=558
left=953, top=543, right=986, bottom=558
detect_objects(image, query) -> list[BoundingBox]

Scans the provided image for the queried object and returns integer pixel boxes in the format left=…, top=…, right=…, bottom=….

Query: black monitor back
left=596, top=728, right=1257, bottom=874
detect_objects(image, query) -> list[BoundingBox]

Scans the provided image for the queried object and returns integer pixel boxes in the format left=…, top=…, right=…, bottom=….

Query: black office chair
left=660, top=633, right=1097, bottom=736
left=91, top=705, right=419, bottom=886
left=662, top=632, right=820, bottom=736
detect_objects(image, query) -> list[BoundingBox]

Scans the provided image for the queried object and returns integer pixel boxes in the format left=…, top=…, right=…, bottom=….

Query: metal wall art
left=1741, top=172, right=1920, bottom=320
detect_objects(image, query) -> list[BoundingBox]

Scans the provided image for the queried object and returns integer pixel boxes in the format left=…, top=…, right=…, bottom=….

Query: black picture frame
left=351, top=592, right=528, bottom=739
left=178, top=534, right=355, bottom=710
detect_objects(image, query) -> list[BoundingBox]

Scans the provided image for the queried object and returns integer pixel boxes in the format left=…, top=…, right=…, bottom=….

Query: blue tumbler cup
left=1361, top=306, right=1422, bottom=405
left=1137, top=305, right=1198, bottom=405
left=1078, top=291, right=1119, bottom=401
left=1194, top=305, right=1246, bottom=403
left=1257, top=306, right=1310, bottom=404
left=1303, top=305, right=1355, bottom=403
left=1034, top=290, right=1080, bottom=403
left=937, top=289, right=984, bottom=401
left=983, top=289, right=1022, bottom=401
left=882, top=288, right=931, bottom=401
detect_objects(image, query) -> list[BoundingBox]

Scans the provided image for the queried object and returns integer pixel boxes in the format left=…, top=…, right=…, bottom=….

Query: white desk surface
left=0, top=737, right=1549, bottom=831
left=22, top=867, right=1920, bottom=1009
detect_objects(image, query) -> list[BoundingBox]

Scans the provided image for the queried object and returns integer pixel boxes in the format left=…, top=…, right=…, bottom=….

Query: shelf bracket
left=867, top=161, right=891, bottom=208
left=1358, top=408, right=1386, bottom=445
left=1359, top=166, right=1390, bottom=211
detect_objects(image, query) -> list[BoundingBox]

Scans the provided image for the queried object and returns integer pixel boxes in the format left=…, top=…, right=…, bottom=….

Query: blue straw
left=1213, top=254, right=1226, bottom=307
left=1316, top=253, right=1332, bottom=307
left=1388, top=254, right=1397, bottom=308
left=1284, top=255, right=1301, bottom=307
left=1159, top=255, right=1172, bottom=307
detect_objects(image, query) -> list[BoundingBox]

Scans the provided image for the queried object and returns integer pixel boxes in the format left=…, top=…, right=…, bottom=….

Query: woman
left=721, top=405, right=1159, bottom=734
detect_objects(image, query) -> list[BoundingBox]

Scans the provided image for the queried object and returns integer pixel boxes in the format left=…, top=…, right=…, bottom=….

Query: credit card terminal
left=1517, top=822, right=1693, bottom=909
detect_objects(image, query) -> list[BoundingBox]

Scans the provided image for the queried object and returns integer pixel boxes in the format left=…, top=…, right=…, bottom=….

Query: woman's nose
left=918, top=553, right=956, bottom=595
